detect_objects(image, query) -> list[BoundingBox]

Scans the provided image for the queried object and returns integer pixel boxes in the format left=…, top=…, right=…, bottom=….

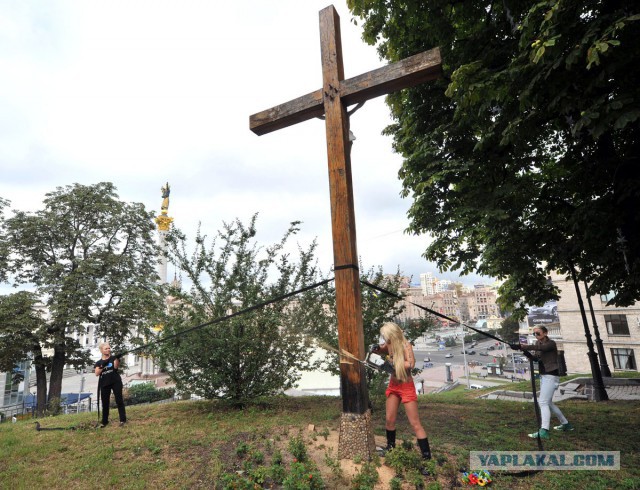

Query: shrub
left=124, top=383, right=175, bottom=405
left=385, top=446, right=422, bottom=477
left=350, top=462, right=379, bottom=490
left=288, top=435, right=308, bottom=463
left=283, top=461, right=324, bottom=489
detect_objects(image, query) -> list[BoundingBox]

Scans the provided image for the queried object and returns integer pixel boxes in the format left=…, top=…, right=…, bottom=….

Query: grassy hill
left=2, top=383, right=639, bottom=489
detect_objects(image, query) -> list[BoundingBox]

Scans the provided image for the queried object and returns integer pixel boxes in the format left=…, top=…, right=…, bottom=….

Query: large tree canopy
left=3, top=183, right=163, bottom=404
left=348, top=0, right=640, bottom=310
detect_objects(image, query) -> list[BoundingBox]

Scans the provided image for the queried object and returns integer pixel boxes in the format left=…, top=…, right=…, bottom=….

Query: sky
left=0, top=0, right=492, bottom=288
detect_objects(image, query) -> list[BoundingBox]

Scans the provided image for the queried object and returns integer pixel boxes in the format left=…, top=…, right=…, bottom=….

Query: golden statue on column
left=155, top=182, right=174, bottom=232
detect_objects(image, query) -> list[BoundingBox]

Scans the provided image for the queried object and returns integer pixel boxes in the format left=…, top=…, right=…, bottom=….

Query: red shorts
left=385, top=378, right=417, bottom=403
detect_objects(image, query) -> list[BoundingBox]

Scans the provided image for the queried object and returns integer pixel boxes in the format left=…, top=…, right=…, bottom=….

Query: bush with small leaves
left=389, top=477, right=403, bottom=490
left=323, top=448, right=344, bottom=479
left=218, top=473, right=255, bottom=490
left=350, top=462, right=379, bottom=490
left=270, top=463, right=286, bottom=485
left=283, top=461, right=324, bottom=490
left=235, top=441, right=250, bottom=458
left=272, top=449, right=283, bottom=466
left=288, top=435, right=308, bottom=463
left=385, top=446, right=422, bottom=477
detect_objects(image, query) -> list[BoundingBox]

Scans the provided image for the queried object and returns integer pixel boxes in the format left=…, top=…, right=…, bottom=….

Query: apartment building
left=551, top=271, right=638, bottom=373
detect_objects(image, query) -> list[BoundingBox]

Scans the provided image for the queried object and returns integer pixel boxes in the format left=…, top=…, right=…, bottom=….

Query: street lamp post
left=460, top=327, right=471, bottom=389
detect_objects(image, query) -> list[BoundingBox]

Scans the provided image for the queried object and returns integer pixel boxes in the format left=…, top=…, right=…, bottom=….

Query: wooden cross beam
left=250, top=4, right=441, bottom=422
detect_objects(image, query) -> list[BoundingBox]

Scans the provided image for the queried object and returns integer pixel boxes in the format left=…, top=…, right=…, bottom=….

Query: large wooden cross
left=250, top=5, right=441, bottom=459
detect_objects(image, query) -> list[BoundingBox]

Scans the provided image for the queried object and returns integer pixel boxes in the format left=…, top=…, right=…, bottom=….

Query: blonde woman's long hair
left=380, top=322, right=408, bottom=381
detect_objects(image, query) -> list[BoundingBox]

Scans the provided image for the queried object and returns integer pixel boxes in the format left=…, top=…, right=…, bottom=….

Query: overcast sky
left=0, top=0, right=493, bottom=288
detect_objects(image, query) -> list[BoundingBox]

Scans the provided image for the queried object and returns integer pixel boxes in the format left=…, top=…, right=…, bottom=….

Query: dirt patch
left=212, top=423, right=441, bottom=488
left=300, top=425, right=396, bottom=489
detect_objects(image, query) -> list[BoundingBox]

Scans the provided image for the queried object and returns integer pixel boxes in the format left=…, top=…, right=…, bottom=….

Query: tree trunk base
left=338, top=409, right=376, bottom=460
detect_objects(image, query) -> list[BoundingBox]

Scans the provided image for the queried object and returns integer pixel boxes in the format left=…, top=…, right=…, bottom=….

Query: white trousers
left=538, top=374, right=568, bottom=430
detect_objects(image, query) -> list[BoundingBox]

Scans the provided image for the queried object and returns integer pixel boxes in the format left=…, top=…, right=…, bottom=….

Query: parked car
left=461, top=350, right=476, bottom=355
left=470, top=384, right=485, bottom=390
left=479, top=351, right=489, bottom=356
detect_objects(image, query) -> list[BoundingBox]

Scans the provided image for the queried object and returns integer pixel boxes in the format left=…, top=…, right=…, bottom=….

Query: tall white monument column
left=143, top=182, right=174, bottom=377
left=155, top=182, right=173, bottom=285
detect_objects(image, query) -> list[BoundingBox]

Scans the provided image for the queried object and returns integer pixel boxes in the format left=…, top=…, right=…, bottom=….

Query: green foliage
left=158, top=215, right=326, bottom=402
left=384, top=446, right=423, bottom=478
left=282, top=461, right=324, bottom=490
left=235, top=441, right=250, bottom=458
left=124, top=383, right=175, bottom=405
left=497, top=316, right=520, bottom=343
left=288, top=434, right=308, bottom=463
left=217, top=473, right=255, bottom=490
left=272, top=448, right=283, bottom=465
left=323, top=448, right=344, bottom=480
left=444, top=337, right=457, bottom=348
left=0, top=292, right=49, bottom=416
left=350, top=461, right=379, bottom=490
left=347, top=0, right=640, bottom=308
left=389, top=477, right=402, bottom=490
left=46, top=397, right=63, bottom=416
left=270, top=462, right=286, bottom=485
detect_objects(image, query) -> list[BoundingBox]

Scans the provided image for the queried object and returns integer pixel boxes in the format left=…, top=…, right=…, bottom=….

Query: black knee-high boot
left=417, top=437, right=431, bottom=460
left=386, top=429, right=396, bottom=450
left=378, top=429, right=396, bottom=456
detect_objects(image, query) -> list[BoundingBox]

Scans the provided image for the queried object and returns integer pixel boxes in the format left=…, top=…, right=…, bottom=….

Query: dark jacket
left=521, top=338, right=559, bottom=374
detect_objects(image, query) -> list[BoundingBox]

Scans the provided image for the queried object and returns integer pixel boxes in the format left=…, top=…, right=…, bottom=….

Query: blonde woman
left=94, top=342, right=127, bottom=427
left=372, top=322, right=431, bottom=461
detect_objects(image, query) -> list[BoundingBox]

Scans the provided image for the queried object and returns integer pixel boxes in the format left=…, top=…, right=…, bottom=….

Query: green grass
left=1, top=390, right=639, bottom=489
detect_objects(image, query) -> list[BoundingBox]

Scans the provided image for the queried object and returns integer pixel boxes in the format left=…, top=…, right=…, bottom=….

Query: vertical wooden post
left=319, top=6, right=373, bottom=459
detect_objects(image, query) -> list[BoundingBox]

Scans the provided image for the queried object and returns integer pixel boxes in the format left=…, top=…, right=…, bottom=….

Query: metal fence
left=1, top=394, right=181, bottom=423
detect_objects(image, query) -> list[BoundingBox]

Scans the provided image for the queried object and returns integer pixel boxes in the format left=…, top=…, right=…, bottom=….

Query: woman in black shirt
left=94, top=342, right=127, bottom=427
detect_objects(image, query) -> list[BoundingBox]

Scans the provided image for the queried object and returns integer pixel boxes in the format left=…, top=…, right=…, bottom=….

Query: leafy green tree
left=0, top=197, right=9, bottom=283
left=0, top=292, right=49, bottom=415
left=3, top=183, right=162, bottom=405
left=347, top=0, right=640, bottom=307
left=156, top=215, right=326, bottom=403
left=497, top=316, right=520, bottom=345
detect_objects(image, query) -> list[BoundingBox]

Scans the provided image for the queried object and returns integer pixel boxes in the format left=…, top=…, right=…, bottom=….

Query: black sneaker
left=119, top=421, right=126, bottom=427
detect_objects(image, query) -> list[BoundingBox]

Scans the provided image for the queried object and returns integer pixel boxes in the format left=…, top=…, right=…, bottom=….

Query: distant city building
left=399, top=272, right=502, bottom=326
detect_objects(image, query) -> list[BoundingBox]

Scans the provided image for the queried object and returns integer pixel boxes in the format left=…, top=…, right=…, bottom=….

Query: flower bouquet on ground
left=461, top=470, right=492, bottom=486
